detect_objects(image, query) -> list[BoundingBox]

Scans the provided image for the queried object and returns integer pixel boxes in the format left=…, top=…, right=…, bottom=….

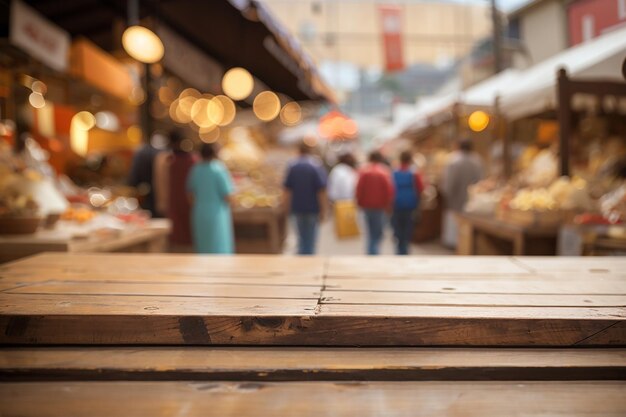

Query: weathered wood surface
left=0, top=220, right=171, bottom=263
left=0, top=254, right=624, bottom=346
left=1, top=381, right=625, bottom=416
left=1, top=347, right=624, bottom=381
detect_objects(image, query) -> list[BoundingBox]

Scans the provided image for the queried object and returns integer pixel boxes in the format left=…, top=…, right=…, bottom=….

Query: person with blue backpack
left=391, top=150, right=424, bottom=255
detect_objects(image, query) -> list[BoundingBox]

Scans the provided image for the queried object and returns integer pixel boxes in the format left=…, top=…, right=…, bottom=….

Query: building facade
left=262, top=0, right=492, bottom=70
left=567, top=0, right=626, bottom=45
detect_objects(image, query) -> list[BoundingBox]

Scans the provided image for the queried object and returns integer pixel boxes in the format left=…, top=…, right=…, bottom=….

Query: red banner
left=378, top=5, right=404, bottom=72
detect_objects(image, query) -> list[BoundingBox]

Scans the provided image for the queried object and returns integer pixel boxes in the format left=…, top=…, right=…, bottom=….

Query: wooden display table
left=456, top=213, right=560, bottom=256
left=232, top=206, right=287, bottom=254
left=0, top=219, right=171, bottom=264
left=1, top=254, right=624, bottom=416
left=1, top=254, right=623, bottom=346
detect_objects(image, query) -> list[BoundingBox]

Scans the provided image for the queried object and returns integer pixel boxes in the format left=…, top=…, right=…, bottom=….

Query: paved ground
left=283, top=214, right=453, bottom=256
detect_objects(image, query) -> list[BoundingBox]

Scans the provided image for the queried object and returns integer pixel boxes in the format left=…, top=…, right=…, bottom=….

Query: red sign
left=378, top=5, right=404, bottom=72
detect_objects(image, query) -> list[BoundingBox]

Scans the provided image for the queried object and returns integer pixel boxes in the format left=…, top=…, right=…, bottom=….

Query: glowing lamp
left=122, top=25, right=164, bottom=64
left=468, top=110, right=490, bottom=132
left=222, top=67, right=254, bottom=101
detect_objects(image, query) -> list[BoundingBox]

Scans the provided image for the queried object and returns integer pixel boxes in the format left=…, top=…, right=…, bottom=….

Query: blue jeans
left=293, top=213, right=319, bottom=255
left=363, top=209, right=385, bottom=255
left=391, top=209, right=414, bottom=255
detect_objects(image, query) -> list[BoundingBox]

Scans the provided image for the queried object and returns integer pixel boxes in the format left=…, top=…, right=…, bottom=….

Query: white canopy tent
left=397, top=69, right=521, bottom=136
left=500, top=26, right=626, bottom=120
left=462, top=69, right=520, bottom=107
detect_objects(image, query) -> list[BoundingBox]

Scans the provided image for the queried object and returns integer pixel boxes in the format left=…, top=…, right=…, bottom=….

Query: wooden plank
left=0, top=301, right=623, bottom=345
left=326, top=276, right=626, bottom=294
left=1, top=253, right=326, bottom=277
left=512, top=257, right=626, bottom=275
left=1, top=347, right=625, bottom=381
left=0, top=268, right=322, bottom=286
left=0, top=293, right=318, bottom=315
left=327, top=256, right=531, bottom=277
left=1, top=381, right=625, bottom=416
left=6, top=282, right=321, bottom=300
left=321, top=291, right=626, bottom=307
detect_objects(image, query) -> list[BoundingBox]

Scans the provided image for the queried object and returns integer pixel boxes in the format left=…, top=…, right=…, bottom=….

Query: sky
left=450, top=0, right=530, bottom=12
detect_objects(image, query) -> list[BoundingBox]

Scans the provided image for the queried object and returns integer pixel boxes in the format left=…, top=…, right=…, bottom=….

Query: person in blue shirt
left=391, top=150, right=424, bottom=255
left=283, top=141, right=328, bottom=255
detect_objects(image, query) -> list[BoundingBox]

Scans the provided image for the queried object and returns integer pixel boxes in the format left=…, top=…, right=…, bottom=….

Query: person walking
left=391, top=150, right=424, bottom=255
left=283, top=142, right=327, bottom=255
left=128, top=140, right=160, bottom=217
left=186, top=143, right=235, bottom=254
left=327, top=152, right=358, bottom=203
left=153, top=130, right=197, bottom=251
left=327, top=152, right=359, bottom=239
left=441, top=139, right=484, bottom=248
left=356, top=150, right=395, bottom=255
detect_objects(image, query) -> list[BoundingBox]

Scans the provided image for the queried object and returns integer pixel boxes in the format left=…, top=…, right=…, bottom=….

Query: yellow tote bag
left=334, top=200, right=360, bottom=239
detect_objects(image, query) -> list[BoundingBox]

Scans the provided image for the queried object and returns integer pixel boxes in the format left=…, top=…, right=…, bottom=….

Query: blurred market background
left=0, top=0, right=624, bottom=259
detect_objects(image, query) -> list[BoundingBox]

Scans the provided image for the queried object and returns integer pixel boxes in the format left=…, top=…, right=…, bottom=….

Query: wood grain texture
left=1, top=381, right=625, bottom=417
left=0, top=254, right=624, bottom=346
left=1, top=347, right=625, bottom=381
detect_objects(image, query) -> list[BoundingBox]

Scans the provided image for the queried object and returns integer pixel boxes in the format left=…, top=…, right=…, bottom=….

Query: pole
left=141, top=63, right=152, bottom=144
left=557, top=68, right=571, bottom=177
left=490, top=0, right=504, bottom=74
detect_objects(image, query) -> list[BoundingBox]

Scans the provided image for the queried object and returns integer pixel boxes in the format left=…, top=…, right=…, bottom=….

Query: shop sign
left=157, top=25, right=223, bottom=92
left=10, top=0, right=70, bottom=72
left=70, top=38, right=136, bottom=102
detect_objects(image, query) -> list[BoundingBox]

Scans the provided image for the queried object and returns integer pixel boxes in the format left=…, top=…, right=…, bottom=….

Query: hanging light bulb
left=122, top=25, right=164, bottom=64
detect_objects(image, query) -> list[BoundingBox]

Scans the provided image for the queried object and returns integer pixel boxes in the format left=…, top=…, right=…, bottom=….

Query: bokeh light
left=122, top=25, right=164, bottom=64
left=222, top=67, right=254, bottom=101
left=31, top=80, right=47, bottom=95
left=214, top=95, right=236, bottom=126
left=468, top=110, right=490, bottom=132
left=180, top=88, right=201, bottom=99
left=127, top=125, right=142, bottom=145
left=28, top=92, right=46, bottom=109
left=191, top=97, right=215, bottom=128
left=280, top=102, right=302, bottom=126
left=73, top=111, right=96, bottom=131
left=253, top=91, right=281, bottom=121
left=158, top=86, right=176, bottom=105
left=200, top=127, right=220, bottom=143
left=180, top=138, right=195, bottom=152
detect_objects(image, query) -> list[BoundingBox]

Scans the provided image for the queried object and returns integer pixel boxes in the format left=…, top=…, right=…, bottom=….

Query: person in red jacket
left=356, top=150, right=395, bottom=255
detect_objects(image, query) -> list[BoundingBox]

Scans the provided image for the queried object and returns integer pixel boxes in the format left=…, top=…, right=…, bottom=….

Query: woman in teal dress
left=186, top=143, right=235, bottom=254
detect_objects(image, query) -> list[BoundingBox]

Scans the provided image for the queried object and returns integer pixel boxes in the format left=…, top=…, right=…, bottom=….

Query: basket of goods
left=501, top=177, right=592, bottom=227
left=0, top=191, right=42, bottom=234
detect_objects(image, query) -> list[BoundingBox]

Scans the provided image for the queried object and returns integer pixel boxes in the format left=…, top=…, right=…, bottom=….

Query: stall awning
left=396, top=69, right=520, bottom=136
left=462, top=69, right=520, bottom=107
left=499, top=26, right=626, bottom=120
left=17, top=0, right=335, bottom=103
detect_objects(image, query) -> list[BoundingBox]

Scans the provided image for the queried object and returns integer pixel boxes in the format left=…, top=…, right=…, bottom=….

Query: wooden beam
left=1, top=381, right=625, bottom=416
left=1, top=347, right=625, bottom=381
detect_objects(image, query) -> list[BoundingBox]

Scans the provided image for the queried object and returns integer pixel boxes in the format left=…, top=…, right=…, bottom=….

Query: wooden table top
left=1, top=253, right=624, bottom=346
